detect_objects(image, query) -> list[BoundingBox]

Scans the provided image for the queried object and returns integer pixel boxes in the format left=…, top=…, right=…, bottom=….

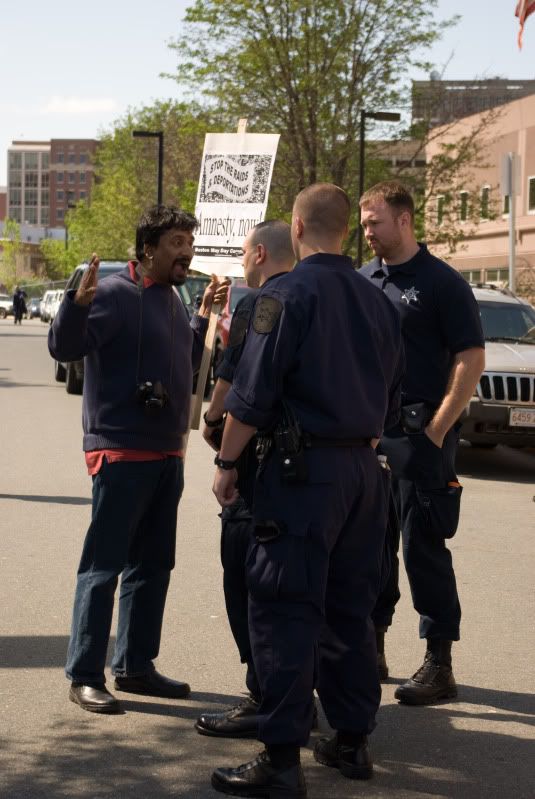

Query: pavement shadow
left=0, top=493, right=91, bottom=506
left=0, top=635, right=115, bottom=668
left=456, top=444, right=535, bottom=484
left=0, top=377, right=56, bottom=388
left=1, top=686, right=533, bottom=798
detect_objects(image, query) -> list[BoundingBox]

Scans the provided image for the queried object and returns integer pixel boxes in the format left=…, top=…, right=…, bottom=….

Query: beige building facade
left=426, top=94, right=535, bottom=298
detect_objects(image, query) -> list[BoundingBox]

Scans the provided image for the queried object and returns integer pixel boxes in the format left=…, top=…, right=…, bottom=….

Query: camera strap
left=134, top=266, right=176, bottom=391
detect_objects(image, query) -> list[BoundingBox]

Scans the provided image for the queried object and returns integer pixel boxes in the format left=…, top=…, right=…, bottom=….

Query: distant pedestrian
left=12, top=286, right=27, bottom=324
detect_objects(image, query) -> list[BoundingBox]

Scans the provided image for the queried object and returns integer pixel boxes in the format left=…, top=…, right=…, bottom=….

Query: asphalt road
left=0, top=320, right=534, bottom=799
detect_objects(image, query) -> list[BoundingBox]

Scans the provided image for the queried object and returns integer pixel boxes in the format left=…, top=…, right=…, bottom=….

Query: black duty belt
left=304, top=434, right=370, bottom=449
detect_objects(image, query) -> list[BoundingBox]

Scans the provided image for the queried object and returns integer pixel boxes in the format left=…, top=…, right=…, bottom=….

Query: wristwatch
left=214, top=455, right=237, bottom=470
left=204, top=411, right=225, bottom=428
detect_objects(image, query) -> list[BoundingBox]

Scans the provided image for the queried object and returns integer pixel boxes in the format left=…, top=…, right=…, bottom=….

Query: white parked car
left=0, top=294, right=14, bottom=319
left=49, top=289, right=64, bottom=324
left=461, top=284, right=535, bottom=448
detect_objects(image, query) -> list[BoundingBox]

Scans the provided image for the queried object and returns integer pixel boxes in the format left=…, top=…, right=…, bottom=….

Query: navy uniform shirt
left=360, top=244, right=484, bottom=407
left=225, top=254, right=404, bottom=439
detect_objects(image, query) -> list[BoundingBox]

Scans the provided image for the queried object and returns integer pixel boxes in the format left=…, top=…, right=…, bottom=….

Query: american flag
left=516, top=0, right=535, bottom=48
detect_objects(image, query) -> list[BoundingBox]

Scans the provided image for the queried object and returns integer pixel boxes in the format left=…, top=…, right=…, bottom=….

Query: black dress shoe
left=313, top=734, right=373, bottom=780
left=196, top=695, right=260, bottom=738
left=211, top=751, right=307, bottom=798
left=114, top=669, right=191, bottom=699
left=69, top=683, right=121, bottom=714
left=395, top=641, right=457, bottom=705
left=197, top=696, right=318, bottom=739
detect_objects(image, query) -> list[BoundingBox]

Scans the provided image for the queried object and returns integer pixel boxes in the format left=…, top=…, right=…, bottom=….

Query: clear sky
left=1, top=0, right=533, bottom=185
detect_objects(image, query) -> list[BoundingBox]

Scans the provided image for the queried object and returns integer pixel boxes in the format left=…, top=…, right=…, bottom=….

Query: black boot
left=211, top=749, right=307, bottom=798
left=375, top=626, right=388, bottom=681
left=313, top=733, right=373, bottom=780
left=395, top=639, right=457, bottom=705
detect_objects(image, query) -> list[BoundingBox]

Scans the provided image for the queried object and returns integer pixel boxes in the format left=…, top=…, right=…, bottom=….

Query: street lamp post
left=132, top=130, right=164, bottom=205
left=356, top=110, right=401, bottom=268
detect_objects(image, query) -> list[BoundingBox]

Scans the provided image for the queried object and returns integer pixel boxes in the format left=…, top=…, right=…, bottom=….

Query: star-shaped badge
left=401, top=286, right=420, bottom=304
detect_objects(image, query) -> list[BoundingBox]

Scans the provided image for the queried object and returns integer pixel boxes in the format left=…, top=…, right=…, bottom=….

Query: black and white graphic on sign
left=200, top=154, right=272, bottom=204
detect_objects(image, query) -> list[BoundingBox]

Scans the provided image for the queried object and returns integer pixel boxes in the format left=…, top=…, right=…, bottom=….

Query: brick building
left=48, top=139, right=97, bottom=226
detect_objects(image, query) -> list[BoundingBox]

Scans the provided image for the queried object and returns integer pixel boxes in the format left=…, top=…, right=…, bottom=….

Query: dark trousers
left=248, top=447, right=387, bottom=746
left=220, top=498, right=261, bottom=700
left=372, top=425, right=461, bottom=640
left=65, top=457, right=184, bottom=684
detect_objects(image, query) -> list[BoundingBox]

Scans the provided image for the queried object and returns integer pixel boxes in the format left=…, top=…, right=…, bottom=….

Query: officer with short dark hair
left=359, top=180, right=485, bottom=705
left=209, top=183, right=404, bottom=798
left=195, top=220, right=294, bottom=739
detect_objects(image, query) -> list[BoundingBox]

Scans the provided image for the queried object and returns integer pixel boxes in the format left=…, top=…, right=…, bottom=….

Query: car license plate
left=509, top=408, right=535, bottom=427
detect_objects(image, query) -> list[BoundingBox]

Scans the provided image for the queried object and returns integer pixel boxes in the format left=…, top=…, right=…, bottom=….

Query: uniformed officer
left=210, top=183, right=404, bottom=798
left=195, top=220, right=294, bottom=739
left=359, top=181, right=485, bottom=704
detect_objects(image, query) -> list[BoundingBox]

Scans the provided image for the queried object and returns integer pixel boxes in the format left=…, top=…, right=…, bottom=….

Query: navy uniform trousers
left=372, top=424, right=462, bottom=641
left=247, top=446, right=388, bottom=746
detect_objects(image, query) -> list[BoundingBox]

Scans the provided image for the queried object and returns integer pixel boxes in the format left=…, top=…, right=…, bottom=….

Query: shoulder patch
left=228, top=313, right=249, bottom=348
left=253, top=296, right=283, bottom=334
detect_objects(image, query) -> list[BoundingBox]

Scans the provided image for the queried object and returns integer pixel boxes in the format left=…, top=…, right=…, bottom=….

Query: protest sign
left=191, top=132, right=280, bottom=277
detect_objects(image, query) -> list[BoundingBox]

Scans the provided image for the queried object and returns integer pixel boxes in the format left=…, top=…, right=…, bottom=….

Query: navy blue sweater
left=48, top=267, right=208, bottom=451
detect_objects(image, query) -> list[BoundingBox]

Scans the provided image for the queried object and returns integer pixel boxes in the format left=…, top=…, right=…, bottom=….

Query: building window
left=79, top=171, right=86, bottom=184
left=68, top=153, right=76, bottom=164
left=40, top=208, right=49, bottom=225
left=25, top=152, right=39, bottom=169
left=529, top=177, right=535, bottom=212
left=57, top=172, right=64, bottom=183
left=25, top=189, right=38, bottom=206
left=79, top=191, right=86, bottom=199
left=25, top=207, right=38, bottom=224
left=57, top=152, right=64, bottom=163
left=9, top=152, right=22, bottom=169
left=25, top=172, right=38, bottom=188
left=41, top=153, right=49, bottom=169
left=41, top=172, right=49, bottom=188
left=503, top=195, right=510, bottom=215
left=57, top=208, right=64, bottom=221
left=480, top=186, right=490, bottom=219
left=80, top=153, right=87, bottom=164
left=436, top=195, right=445, bottom=225
left=11, top=208, right=21, bottom=222
left=459, top=191, right=469, bottom=221
left=57, top=190, right=64, bottom=201
left=9, top=170, right=22, bottom=187
left=68, top=172, right=76, bottom=184
left=460, top=270, right=482, bottom=283
left=9, top=189, right=22, bottom=206
left=41, top=190, right=49, bottom=206
left=67, top=191, right=75, bottom=202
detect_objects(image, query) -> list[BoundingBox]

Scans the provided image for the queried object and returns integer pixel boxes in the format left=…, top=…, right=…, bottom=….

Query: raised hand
left=198, top=274, right=231, bottom=317
left=74, top=254, right=100, bottom=306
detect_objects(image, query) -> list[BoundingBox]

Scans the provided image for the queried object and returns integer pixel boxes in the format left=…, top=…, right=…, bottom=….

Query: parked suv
left=54, top=261, right=194, bottom=394
left=0, top=294, right=13, bottom=319
left=461, top=284, right=535, bottom=448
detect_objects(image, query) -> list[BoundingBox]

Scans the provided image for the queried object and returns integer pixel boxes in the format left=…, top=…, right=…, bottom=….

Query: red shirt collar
left=128, top=260, right=155, bottom=288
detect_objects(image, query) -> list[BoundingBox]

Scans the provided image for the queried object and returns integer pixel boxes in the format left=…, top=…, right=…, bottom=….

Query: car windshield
left=230, top=286, right=252, bottom=313
left=478, top=301, right=535, bottom=344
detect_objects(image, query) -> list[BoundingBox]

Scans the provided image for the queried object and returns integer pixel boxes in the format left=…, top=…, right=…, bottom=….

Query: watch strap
left=214, top=455, right=237, bottom=470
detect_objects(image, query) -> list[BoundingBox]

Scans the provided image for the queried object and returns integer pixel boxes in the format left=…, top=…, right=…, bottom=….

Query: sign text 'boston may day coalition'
left=191, top=132, right=280, bottom=277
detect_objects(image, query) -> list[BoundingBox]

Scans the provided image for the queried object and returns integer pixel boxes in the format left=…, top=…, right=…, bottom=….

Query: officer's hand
left=213, top=467, right=239, bottom=507
left=74, top=253, right=100, bottom=306
left=199, top=275, right=231, bottom=317
left=202, top=421, right=224, bottom=451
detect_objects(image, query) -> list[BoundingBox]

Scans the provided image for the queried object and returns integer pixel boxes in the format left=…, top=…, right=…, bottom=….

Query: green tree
left=0, top=219, right=24, bottom=289
left=166, top=0, right=458, bottom=245
left=61, top=101, right=221, bottom=263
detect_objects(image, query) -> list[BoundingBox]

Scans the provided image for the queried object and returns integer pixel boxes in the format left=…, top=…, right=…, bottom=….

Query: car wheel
left=65, top=363, right=83, bottom=395
left=0, top=309, right=6, bottom=319
left=54, top=360, right=67, bottom=382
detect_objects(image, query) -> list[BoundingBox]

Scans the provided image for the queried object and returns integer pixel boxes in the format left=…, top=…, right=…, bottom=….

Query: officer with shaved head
left=209, top=183, right=404, bottom=798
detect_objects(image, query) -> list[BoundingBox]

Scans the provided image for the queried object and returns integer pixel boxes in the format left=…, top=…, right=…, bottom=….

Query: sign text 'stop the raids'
left=200, top=154, right=272, bottom=204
